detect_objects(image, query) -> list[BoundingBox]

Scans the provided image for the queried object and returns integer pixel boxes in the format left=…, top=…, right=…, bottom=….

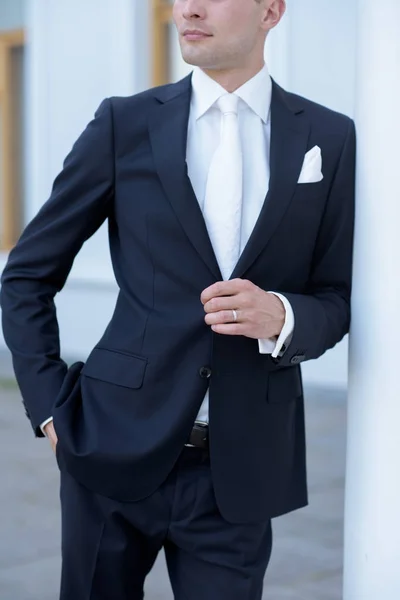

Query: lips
left=183, top=30, right=212, bottom=40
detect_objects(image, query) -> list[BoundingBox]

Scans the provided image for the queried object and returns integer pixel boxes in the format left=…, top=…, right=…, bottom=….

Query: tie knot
left=217, top=94, right=239, bottom=116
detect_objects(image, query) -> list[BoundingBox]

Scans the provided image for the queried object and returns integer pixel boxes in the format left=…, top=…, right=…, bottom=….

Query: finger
left=211, top=323, right=243, bottom=335
left=47, top=428, right=58, bottom=448
left=205, top=310, right=240, bottom=326
left=44, top=420, right=57, bottom=439
left=204, top=294, right=245, bottom=314
left=201, top=279, right=247, bottom=305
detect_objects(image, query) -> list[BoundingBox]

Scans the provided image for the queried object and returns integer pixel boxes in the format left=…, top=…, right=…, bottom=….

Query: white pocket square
left=297, top=145, right=324, bottom=184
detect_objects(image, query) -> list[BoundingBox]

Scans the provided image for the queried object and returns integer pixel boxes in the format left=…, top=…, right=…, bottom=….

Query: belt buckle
left=185, top=421, right=209, bottom=448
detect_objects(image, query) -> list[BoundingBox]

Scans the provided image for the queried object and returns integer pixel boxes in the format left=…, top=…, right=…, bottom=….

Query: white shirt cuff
left=258, top=293, right=295, bottom=358
left=40, top=416, right=53, bottom=434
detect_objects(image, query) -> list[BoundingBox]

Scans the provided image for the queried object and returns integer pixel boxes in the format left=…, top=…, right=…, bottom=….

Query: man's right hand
left=44, top=421, right=58, bottom=454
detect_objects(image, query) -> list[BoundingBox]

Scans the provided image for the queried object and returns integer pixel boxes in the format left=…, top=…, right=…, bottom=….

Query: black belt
left=186, top=422, right=209, bottom=450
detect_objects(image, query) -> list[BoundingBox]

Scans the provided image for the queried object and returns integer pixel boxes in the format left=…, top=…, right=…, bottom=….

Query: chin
left=181, top=50, right=212, bottom=69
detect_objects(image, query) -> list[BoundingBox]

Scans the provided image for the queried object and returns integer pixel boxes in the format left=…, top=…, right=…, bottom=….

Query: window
left=0, top=29, right=24, bottom=250
left=151, top=0, right=192, bottom=86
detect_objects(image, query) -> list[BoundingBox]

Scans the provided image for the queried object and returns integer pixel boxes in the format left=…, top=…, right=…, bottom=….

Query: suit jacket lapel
left=148, top=76, right=221, bottom=281
left=231, top=81, right=310, bottom=280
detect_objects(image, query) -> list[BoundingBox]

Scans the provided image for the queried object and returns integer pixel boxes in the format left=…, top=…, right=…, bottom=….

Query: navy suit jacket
left=1, top=76, right=355, bottom=523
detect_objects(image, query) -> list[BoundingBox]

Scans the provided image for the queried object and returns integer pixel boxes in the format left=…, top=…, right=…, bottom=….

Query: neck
left=201, top=59, right=266, bottom=93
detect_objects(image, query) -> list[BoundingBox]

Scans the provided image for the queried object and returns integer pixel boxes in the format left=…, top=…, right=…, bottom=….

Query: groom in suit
left=1, top=0, right=355, bottom=598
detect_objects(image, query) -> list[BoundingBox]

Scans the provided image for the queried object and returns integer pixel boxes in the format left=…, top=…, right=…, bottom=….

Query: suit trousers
left=59, top=447, right=273, bottom=600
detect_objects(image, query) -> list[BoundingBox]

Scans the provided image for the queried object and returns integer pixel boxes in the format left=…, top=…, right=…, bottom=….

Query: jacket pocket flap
left=268, top=367, right=303, bottom=403
left=82, top=348, right=147, bottom=389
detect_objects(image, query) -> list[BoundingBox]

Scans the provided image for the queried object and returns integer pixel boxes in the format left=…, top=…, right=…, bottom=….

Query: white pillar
left=344, top=2, right=400, bottom=598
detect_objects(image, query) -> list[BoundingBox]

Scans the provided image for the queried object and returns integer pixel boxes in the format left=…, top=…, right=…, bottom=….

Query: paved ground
left=0, top=352, right=347, bottom=600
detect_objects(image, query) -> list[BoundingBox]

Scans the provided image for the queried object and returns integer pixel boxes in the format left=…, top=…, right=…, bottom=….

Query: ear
left=261, top=0, right=286, bottom=33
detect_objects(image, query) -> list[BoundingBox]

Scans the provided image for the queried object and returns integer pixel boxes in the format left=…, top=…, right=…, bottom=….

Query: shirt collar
left=191, top=63, right=272, bottom=124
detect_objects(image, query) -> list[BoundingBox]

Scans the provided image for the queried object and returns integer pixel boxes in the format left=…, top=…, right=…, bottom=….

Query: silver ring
left=232, top=309, right=238, bottom=323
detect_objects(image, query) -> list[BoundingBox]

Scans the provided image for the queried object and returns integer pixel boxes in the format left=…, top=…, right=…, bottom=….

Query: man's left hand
left=201, top=279, right=285, bottom=339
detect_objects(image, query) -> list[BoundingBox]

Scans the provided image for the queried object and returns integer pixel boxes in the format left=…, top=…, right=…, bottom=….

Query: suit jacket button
left=290, top=354, right=305, bottom=365
left=199, top=366, right=212, bottom=379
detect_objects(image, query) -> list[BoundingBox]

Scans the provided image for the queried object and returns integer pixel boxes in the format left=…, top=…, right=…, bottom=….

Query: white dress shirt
left=41, top=64, right=295, bottom=433
left=187, top=65, right=294, bottom=424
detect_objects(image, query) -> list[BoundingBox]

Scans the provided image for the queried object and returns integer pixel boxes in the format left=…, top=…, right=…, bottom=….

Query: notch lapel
left=231, top=81, right=310, bottom=280
left=148, top=76, right=221, bottom=281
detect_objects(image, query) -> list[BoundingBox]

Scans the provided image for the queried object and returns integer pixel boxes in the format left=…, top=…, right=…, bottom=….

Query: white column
left=344, top=2, right=400, bottom=598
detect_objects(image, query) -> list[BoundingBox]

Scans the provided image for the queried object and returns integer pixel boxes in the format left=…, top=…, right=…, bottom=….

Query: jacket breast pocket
left=294, top=180, right=325, bottom=198
left=81, top=347, right=148, bottom=389
left=267, top=367, right=303, bottom=404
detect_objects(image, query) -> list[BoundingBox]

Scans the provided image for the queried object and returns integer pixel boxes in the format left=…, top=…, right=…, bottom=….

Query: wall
left=289, top=0, right=358, bottom=116
left=268, top=0, right=357, bottom=115
left=0, top=0, right=25, bottom=31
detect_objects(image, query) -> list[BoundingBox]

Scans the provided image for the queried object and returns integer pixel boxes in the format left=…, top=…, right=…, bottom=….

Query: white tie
left=203, top=94, right=243, bottom=281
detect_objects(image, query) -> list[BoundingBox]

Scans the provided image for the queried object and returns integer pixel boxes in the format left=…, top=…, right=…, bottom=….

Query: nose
left=182, top=0, right=206, bottom=20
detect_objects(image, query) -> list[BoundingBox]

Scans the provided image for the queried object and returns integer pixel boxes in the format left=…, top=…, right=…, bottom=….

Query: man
left=0, top=0, right=355, bottom=598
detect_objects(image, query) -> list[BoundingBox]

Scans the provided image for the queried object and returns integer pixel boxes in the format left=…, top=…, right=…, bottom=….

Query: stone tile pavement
left=0, top=352, right=347, bottom=599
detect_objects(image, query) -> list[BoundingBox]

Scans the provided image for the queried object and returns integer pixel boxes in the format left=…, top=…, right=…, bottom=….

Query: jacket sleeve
left=0, top=98, right=115, bottom=436
left=273, top=118, right=356, bottom=368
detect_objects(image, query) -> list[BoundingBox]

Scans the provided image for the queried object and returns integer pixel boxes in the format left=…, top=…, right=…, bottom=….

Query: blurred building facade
left=0, top=0, right=358, bottom=390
